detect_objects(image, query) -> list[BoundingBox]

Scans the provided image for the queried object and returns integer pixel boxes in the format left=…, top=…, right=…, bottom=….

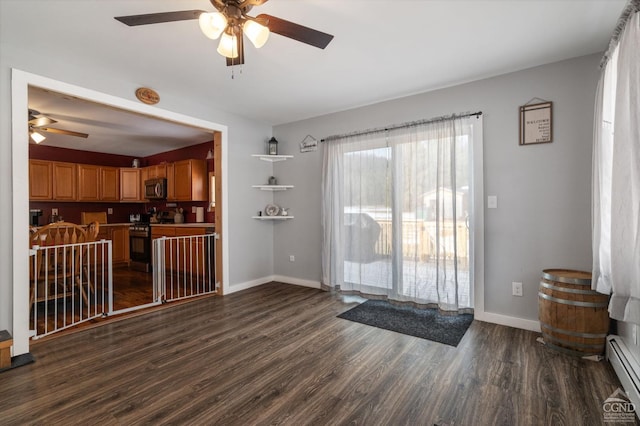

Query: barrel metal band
left=540, top=321, right=608, bottom=339
left=539, top=281, right=605, bottom=295
left=541, top=332, right=605, bottom=350
left=541, top=338, right=603, bottom=357
left=538, top=292, right=608, bottom=308
left=541, top=272, right=591, bottom=286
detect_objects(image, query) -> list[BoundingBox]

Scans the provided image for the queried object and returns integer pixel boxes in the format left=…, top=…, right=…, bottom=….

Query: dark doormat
left=338, top=300, right=473, bottom=347
left=0, top=353, right=35, bottom=374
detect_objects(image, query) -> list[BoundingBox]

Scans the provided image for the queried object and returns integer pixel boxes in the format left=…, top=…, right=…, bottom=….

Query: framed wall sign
left=519, top=101, right=552, bottom=145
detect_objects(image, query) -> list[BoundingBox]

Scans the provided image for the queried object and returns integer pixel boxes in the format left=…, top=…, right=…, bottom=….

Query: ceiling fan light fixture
left=30, top=130, right=46, bottom=144
left=243, top=20, right=269, bottom=48
left=199, top=12, right=227, bottom=40
left=217, top=30, right=238, bottom=58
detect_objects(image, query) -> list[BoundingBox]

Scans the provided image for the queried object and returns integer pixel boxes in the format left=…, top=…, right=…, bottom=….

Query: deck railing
left=374, top=219, right=469, bottom=262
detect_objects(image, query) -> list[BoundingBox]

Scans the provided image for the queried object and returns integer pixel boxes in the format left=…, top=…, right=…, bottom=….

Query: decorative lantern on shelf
left=268, top=137, right=278, bottom=155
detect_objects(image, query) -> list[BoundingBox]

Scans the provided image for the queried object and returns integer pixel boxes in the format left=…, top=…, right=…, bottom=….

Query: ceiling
left=28, top=87, right=215, bottom=157
left=5, top=0, right=627, bottom=156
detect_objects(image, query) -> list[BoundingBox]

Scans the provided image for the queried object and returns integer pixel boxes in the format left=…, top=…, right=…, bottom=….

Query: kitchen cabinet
left=34, top=161, right=121, bottom=202
left=29, top=159, right=53, bottom=200
left=78, top=164, right=120, bottom=201
left=120, top=168, right=141, bottom=202
left=52, top=161, right=77, bottom=201
left=147, top=164, right=167, bottom=179
left=110, top=226, right=130, bottom=266
left=94, top=224, right=130, bottom=267
left=166, top=163, right=175, bottom=200
left=139, top=167, right=148, bottom=200
left=77, top=164, right=100, bottom=201
left=100, top=166, right=120, bottom=201
left=172, top=159, right=207, bottom=201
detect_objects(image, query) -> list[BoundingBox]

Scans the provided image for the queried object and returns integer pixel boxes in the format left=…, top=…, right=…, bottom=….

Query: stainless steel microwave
left=144, top=178, right=167, bottom=200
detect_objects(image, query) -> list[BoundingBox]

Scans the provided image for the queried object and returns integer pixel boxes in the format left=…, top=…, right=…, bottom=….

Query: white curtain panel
left=322, top=115, right=481, bottom=312
left=592, top=11, right=640, bottom=324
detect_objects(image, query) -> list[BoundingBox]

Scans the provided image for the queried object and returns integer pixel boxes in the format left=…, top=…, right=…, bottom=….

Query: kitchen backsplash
left=30, top=201, right=215, bottom=225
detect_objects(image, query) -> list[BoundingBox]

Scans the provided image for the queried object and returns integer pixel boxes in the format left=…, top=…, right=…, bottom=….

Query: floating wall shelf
left=252, top=185, right=294, bottom=191
left=252, top=216, right=295, bottom=220
left=251, top=154, right=294, bottom=162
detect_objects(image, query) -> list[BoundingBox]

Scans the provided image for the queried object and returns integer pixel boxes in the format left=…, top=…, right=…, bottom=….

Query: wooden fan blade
left=238, top=0, right=270, bottom=7
left=29, top=116, right=57, bottom=127
left=40, top=127, right=89, bottom=138
left=226, top=34, right=245, bottom=67
left=257, top=14, right=333, bottom=49
left=115, top=10, right=206, bottom=26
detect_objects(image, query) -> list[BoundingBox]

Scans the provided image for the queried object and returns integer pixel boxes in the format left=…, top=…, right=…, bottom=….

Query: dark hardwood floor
left=32, top=268, right=216, bottom=336
left=4, top=282, right=627, bottom=425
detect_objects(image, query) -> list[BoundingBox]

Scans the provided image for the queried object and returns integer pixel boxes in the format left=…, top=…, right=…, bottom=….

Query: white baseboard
left=475, top=311, right=541, bottom=332
left=224, top=276, right=273, bottom=295
left=224, top=275, right=321, bottom=295
left=272, top=275, right=322, bottom=289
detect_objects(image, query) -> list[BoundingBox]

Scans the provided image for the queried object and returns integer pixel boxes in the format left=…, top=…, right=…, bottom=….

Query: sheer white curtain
left=322, top=115, right=481, bottom=312
left=592, top=9, right=640, bottom=324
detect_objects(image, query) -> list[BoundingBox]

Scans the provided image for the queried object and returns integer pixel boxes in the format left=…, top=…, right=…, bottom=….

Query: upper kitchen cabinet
left=100, top=166, right=120, bottom=201
left=29, top=159, right=53, bottom=200
left=52, top=162, right=77, bottom=201
left=166, top=163, right=175, bottom=200
left=147, top=164, right=167, bottom=179
left=78, top=165, right=120, bottom=201
left=171, top=159, right=207, bottom=201
left=120, top=168, right=141, bottom=202
left=77, top=164, right=100, bottom=201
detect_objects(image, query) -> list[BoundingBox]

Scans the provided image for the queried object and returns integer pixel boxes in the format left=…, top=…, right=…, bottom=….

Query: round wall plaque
left=135, top=87, right=160, bottom=105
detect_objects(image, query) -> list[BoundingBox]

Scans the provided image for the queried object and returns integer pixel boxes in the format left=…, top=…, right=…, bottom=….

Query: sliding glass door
left=323, top=115, right=481, bottom=312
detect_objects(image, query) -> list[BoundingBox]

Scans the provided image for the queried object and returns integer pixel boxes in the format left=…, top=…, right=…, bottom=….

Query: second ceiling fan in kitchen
left=114, top=0, right=334, bottom=66
left=28, top=109, right=88, bottom=144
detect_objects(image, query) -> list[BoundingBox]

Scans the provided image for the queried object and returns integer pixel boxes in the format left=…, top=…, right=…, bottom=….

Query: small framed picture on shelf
left=519, top=101, right=552, bottom=145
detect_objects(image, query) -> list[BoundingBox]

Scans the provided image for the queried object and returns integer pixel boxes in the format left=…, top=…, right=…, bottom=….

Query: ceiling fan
left=28, top=109, right=89, bottom=144
left=114, top=0, right=334, bottom=66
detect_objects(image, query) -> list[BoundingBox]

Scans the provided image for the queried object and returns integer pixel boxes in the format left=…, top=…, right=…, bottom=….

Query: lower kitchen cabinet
left=111, top=226, right=130, bottom=266
left=95, top=225, right=130, bottom=267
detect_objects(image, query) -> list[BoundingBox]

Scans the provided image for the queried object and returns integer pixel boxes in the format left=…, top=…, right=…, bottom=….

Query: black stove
left=129, top=218, right=152, bottom=272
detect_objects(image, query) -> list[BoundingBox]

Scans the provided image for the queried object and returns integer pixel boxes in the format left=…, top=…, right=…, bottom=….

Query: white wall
left=272, top=53, right=601, bottom=324
left=0, top=18, right=275, bottom=343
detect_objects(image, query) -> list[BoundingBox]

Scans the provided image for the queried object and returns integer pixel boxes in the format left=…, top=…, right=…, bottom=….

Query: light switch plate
left=488, top=195, right=498, bottom=209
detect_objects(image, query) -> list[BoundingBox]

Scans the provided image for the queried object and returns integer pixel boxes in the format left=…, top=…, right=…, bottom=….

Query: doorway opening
left=12, top=69, right=229, bottom=354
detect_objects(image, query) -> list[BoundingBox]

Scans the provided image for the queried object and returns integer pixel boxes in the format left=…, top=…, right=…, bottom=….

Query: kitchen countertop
left=33, top=222, right=132, bottom=229
left=150, top=223, right=215, bottom=228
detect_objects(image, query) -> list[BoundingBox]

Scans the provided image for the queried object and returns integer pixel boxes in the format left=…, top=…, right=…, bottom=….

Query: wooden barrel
left=538, top=269, right=609, bottom=357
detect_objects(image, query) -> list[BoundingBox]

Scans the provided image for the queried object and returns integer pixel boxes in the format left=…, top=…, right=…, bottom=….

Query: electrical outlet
left=107, top=208, right=113, bottom=214
left=289, top=255, right=295, bottom=262
left=512, top=281, right=523, bottom=297
left=488, top=195, right=498, bottom=209
left=52, top=208, right=58, bottom=216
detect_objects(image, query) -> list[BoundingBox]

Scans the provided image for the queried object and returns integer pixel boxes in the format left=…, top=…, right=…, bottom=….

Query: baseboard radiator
left=607, top=335, right=640, bottom=413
